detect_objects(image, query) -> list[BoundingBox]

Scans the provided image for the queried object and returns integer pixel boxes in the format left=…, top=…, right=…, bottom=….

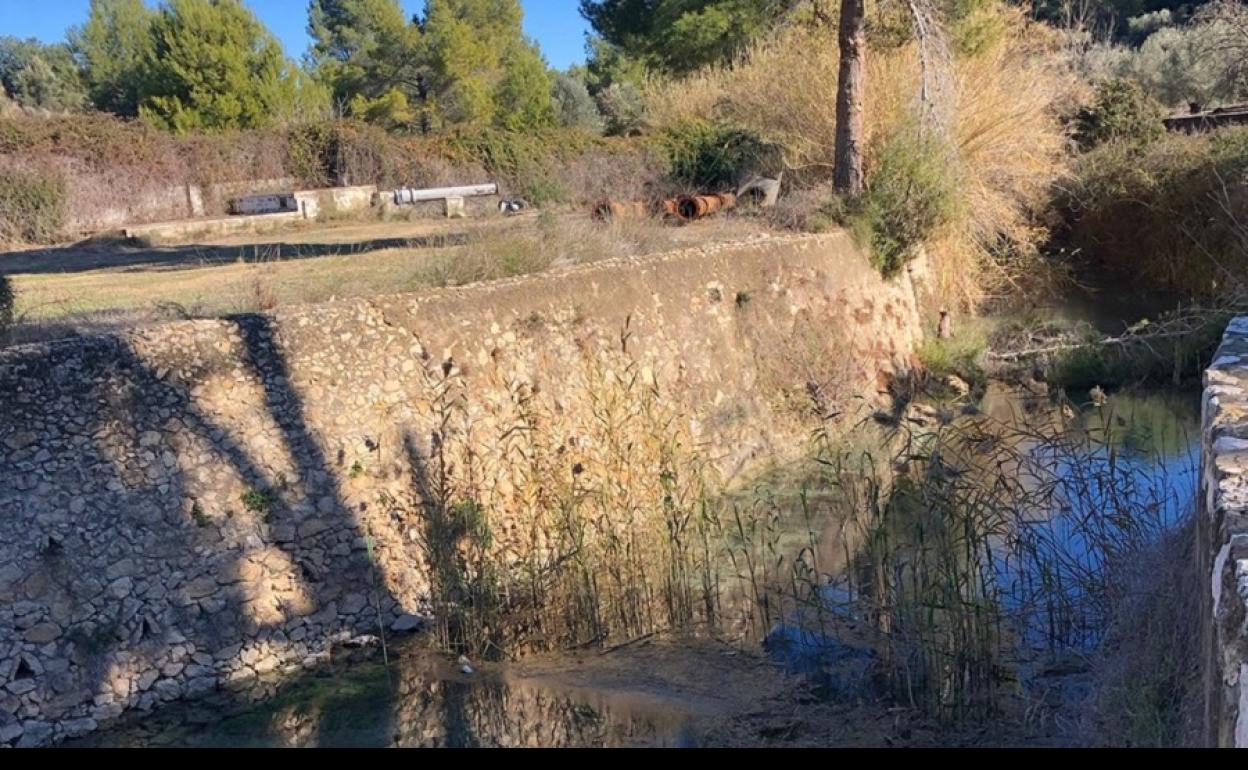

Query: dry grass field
left=1, top=211, right=770, bottom=343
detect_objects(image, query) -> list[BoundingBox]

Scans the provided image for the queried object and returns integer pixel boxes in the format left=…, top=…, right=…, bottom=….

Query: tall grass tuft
left=404, top=336, right=728, bottom=658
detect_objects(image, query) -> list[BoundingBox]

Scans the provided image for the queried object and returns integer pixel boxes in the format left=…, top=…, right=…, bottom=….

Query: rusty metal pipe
left=675, top=192, right=737, bottom=222
left=592, top=199, right=646, bottom=221
left=593, top=192, right=736, bottom=223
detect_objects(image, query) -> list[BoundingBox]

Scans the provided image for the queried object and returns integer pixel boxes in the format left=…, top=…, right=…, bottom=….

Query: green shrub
left=595, top=81, right=645, bottom=136
left=285, top=122, right=342, bottom=187
left=1074, top=78, right=1166, bottom=150
left=552, top=72, right=604, bottom=134
left=659, top=119, right=781, bottom=190
left=0, top=167, right=66, bottom=244
left=822, top=129, right=959, bottom=277
left=1060, top=125, right=1248, bottom=300
left=947, top=0, right=1008, bottom=57
left=241, top=488, right=276, bottom=518
left=917, top=332, right=989, bottom=390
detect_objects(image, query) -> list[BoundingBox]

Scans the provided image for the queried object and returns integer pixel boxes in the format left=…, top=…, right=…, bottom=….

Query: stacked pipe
left=590, top=191, right=737, bottom=224
left=674, top=192, right=737, bottom=222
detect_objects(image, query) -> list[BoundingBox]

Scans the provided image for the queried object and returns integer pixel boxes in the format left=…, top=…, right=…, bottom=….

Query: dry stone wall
left=0, top=233, right=926, bottom=747
left=1201, top=318, right=1248, bottom=747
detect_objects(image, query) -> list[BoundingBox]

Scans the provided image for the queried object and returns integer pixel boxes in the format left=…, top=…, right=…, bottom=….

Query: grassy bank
left=2, top=213, right=764, bottom=343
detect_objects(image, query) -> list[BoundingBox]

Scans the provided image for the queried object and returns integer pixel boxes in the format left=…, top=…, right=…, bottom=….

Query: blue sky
left=0, top=0, right=592, bottom=70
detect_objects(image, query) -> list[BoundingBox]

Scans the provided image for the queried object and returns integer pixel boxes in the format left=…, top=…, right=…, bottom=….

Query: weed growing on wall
left=241, top=488, right=276, bottom=519
left=816, top=128, right=960, bottom=278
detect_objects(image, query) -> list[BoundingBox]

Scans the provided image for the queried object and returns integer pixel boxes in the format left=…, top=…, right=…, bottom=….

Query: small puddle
left=66, top=645, right=699, bottom=748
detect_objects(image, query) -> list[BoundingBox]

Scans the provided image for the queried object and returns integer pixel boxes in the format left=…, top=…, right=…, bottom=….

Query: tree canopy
left=307, top=0, right=424, bottom=126
left=307, top=0, right=556, bottom=131
left=4, top=0, right=573, bottom=134
left=0, top=37, right=87, bottom=112
left=138, top=0, right=314, bottom=132
left=579, top=0, right=790, bottom=75
left=70, top=0, right=156, bottom=116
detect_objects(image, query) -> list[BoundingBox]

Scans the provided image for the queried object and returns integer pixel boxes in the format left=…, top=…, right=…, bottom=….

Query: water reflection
left=68, top=645, right=697, bottom=748
left=758, top=384, right=1202, bottom=702
left=982, top=386, right=1200, bottom=648
left=71, top=387, right=1203, bottom=744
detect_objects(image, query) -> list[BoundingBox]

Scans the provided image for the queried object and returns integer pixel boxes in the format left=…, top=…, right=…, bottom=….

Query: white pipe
left=393, top=183, right=498, bottom=205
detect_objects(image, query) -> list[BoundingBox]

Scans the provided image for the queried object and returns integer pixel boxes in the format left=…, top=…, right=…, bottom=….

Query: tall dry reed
left=645, top=7, right=1076, bottom=308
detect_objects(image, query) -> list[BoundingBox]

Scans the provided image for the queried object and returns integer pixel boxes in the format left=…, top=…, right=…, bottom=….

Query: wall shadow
left=1, top=232, right=470, bottom=277
left=0, top=313, right=405, bottom=743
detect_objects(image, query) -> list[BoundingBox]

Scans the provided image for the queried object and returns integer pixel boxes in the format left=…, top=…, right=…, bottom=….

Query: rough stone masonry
left=1202, top=317, right=1248, bottom=747
left=0, top=233, right=927, bottom=747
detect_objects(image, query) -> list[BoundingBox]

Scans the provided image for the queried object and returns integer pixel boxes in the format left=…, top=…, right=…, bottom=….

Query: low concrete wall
left=0, top=233, right=927, bottom=746
left=121, top=186, right=379, bottom=244
left=123, top=212, right=305, bottom=243
left=63, top=177, right=302, bottom=236
left=293, top=185, right=376, bottom=220
left=1201, top=317, right=1248, bottom=746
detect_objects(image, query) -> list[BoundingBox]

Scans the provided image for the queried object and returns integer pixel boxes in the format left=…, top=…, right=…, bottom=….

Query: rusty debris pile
left=591, top=192, right=739, bottom=224
left=591, top=176, right=780, bottom=225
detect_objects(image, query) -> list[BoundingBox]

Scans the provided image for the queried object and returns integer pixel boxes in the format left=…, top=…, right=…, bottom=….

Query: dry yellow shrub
left=645, top=8, right=1076, bottom=309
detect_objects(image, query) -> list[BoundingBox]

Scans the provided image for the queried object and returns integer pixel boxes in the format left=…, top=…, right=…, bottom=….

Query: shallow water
left=766, top=384, right=1201, bottom=674
left=984, top=386, right=1200, bottom=642
left=69, top=646, right=699, bottom=748
left=73, top=385, right=1202, bottom=748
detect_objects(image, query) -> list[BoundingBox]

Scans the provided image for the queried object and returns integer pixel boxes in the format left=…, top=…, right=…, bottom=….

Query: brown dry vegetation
left=645, top=7, right=1077, bottom=309
left=0, top=118, right=671, bottom=244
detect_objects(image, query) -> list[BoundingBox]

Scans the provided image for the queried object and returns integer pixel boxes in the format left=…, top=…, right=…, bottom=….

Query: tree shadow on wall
left=401, top=429, right=506, bottom=662
left=0, top=315, right=402, bottom=741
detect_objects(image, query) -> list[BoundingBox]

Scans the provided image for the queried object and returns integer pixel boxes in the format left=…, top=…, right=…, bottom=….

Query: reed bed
left=398, top=343, right=1195, bottom=724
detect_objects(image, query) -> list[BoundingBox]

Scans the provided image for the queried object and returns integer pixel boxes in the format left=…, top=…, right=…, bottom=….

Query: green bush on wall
left=1074, top=78, right=1166, bottom=151
left=659, top=119, right=782, bottom=191
left=819, top=127, right=960, bottom=278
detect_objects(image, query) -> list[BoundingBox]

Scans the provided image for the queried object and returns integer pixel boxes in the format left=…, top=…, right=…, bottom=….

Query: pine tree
left=139, top=0, right=308, bottom=132
left=580, top=0, right=788, bottom=75
left=422, top=0, right=554, bottom=130
left=70, top=0, right=157, bottom=116
left=307, top=0, right=425, bottom=126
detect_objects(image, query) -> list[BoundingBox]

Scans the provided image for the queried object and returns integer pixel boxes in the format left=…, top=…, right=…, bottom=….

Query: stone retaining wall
left=1201, top=318, right=1248, bottom=747
left=0, top=233, right=927, bottom=747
